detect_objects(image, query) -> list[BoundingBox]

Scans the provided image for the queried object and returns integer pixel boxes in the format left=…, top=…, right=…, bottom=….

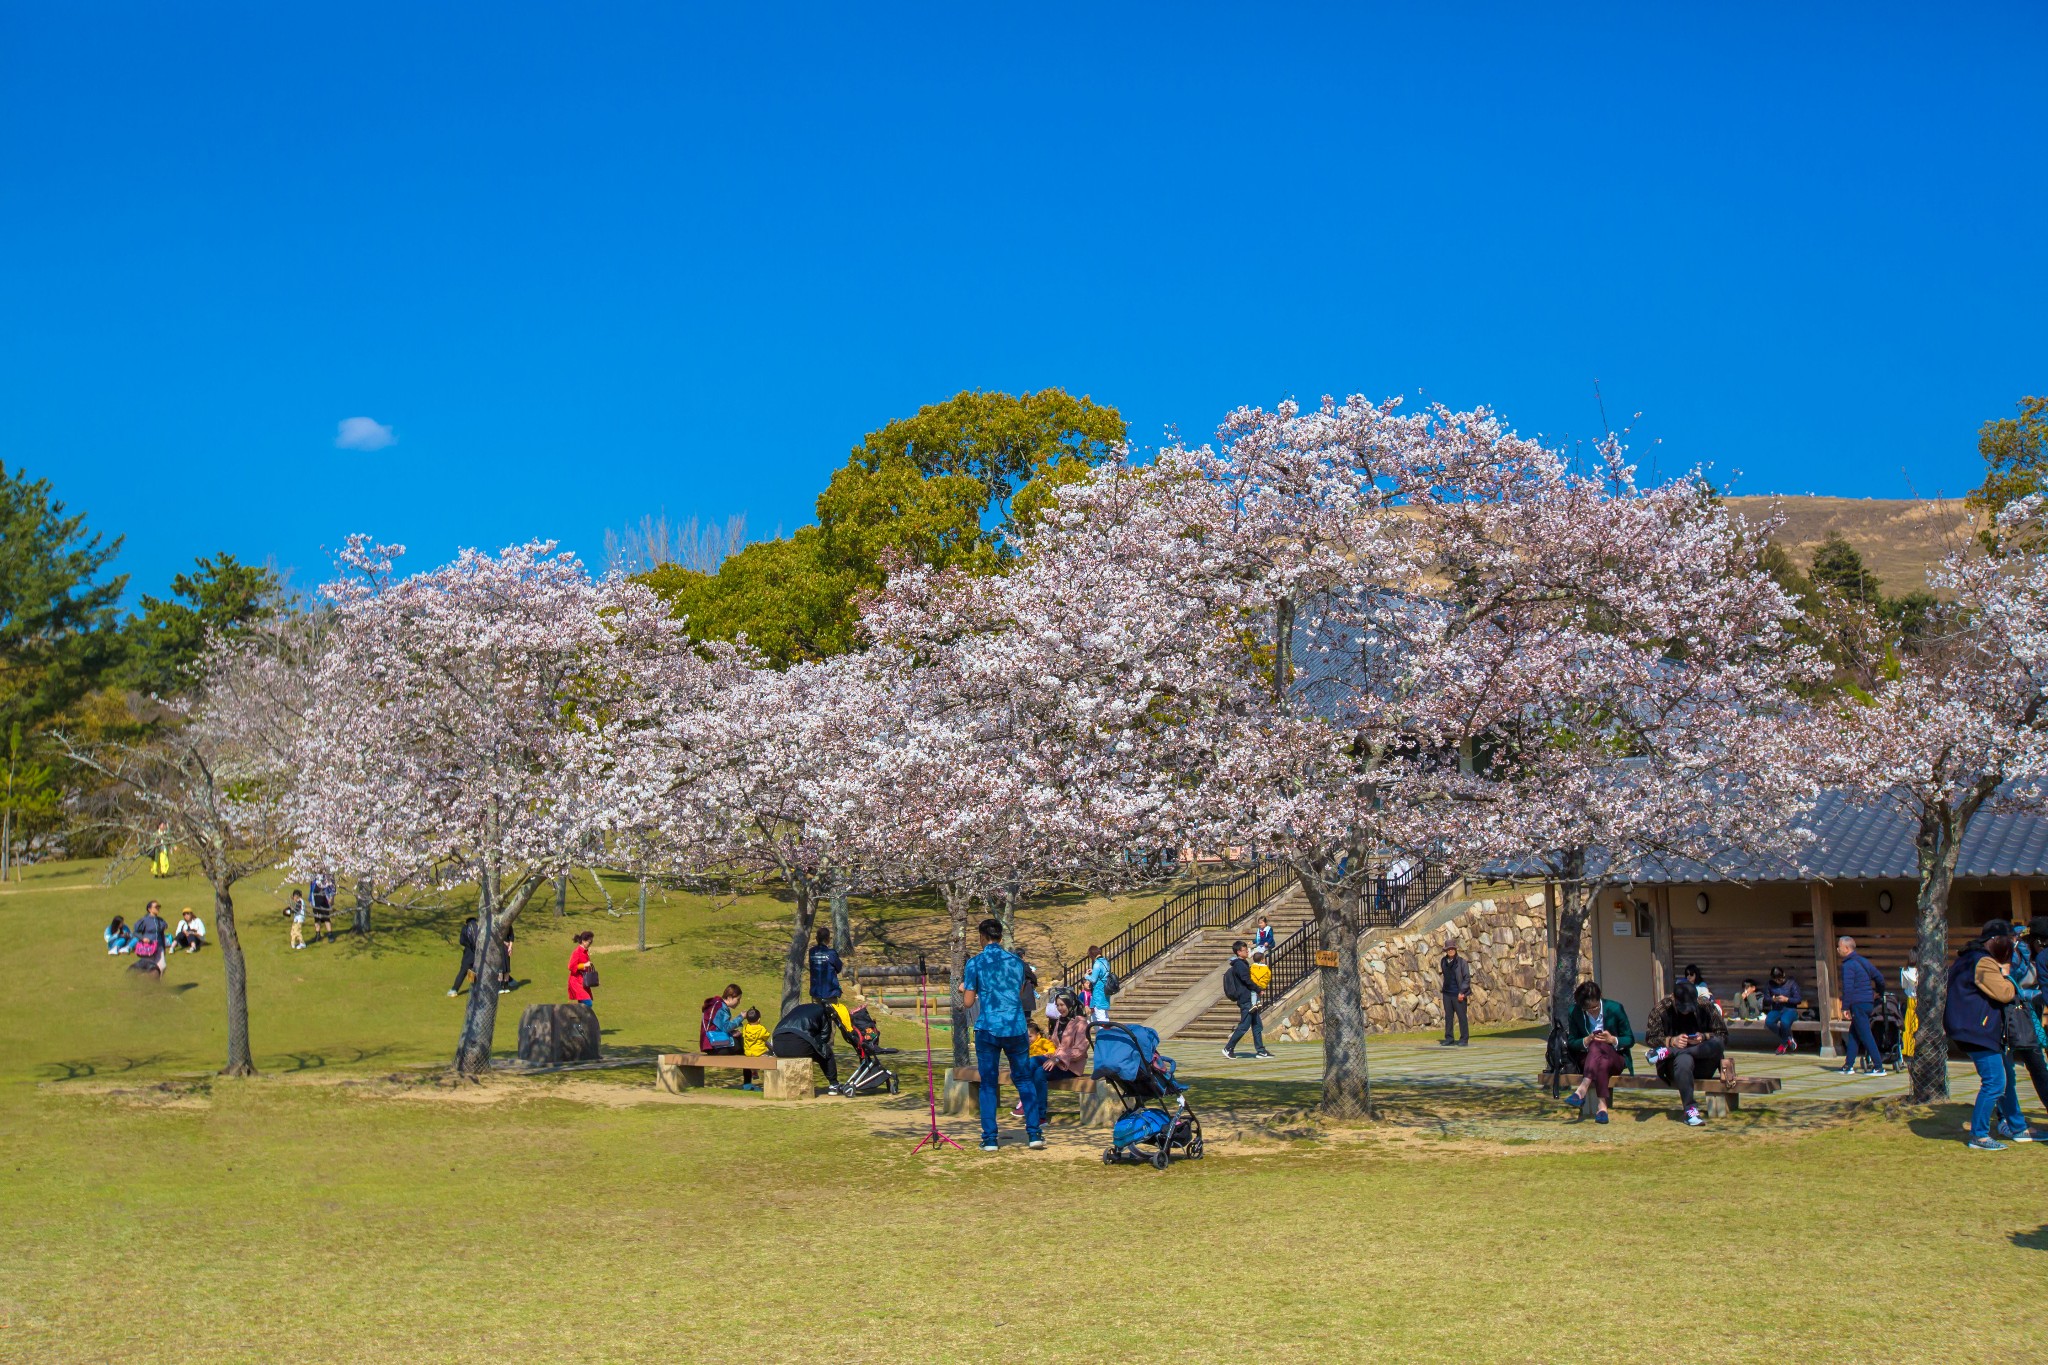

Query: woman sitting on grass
left=104, top=916, right=134, bottom=954
left=1562, top=980, right=1634, bottom=1124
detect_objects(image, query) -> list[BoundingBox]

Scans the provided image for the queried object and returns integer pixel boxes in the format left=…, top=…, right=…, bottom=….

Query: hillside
left=1723, top=495, right=1978, bottom=592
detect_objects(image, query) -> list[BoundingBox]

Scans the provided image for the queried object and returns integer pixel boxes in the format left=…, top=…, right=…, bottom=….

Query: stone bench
left=657, top=1051, right=814, bottom=1101
left=1538, top=1070, right=1783, bottom=1117
left=942, top=1065, right=1113, bottom=1127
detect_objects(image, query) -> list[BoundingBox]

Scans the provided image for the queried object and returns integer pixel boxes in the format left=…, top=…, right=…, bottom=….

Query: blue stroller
left=1091, top=1022, right=1203, bottom=1170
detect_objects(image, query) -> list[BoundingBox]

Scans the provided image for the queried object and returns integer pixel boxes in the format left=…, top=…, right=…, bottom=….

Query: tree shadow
left=1906, top=1106, right=1972, bottom=1143
left=39, top=1053, right=176, bottom=1082
left=2012, top=1226, right=2048, bottom=1251
left=170, top=981, right=199, bottom=994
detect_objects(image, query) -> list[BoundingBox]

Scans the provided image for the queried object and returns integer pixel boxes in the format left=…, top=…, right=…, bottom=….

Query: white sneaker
left=446, top=990, right=458, bottom=997
left=1684, top=1106, right=1706, bottom=1127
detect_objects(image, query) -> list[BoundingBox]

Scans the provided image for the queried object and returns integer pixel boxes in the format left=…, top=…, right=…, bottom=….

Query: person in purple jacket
left=1835, top=936, right=1887, bottom=1075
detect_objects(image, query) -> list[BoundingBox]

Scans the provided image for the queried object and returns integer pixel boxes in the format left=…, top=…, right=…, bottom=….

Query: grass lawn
left=5, top=861, right=2043, bottom=1362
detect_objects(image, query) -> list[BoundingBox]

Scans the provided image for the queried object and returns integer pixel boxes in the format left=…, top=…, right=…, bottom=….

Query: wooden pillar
left=2011, top=878, right=2030, bottom=927
left=1809, top=882, right=1837, bottom=1058
left=1651, top=886, right=1673, bottom=1004
left=1590, top=890, right=1607, bottom=984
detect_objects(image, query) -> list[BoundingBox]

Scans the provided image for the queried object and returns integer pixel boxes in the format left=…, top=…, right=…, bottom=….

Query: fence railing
left=1097, top=861, right=1292, bottom=987
left=1264, top=862, right=1463, bottom=1001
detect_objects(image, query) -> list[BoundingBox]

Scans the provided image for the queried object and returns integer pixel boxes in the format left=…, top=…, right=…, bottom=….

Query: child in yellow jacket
left=740, top=1007, right=771, bottom=1091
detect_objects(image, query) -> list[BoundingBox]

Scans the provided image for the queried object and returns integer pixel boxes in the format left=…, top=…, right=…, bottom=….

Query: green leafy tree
left=119, top=552, right=283, bottom=697
left=0, top=462, right=126, bottom=734
left=1, top=721, right=58, bottom=880
left=1967, top=394, right=2048, bottom=539
left=647, top=390, right=1124, bottom=665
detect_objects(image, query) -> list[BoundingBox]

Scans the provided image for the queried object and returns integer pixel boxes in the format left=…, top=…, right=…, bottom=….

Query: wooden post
left=1809, top=882, right=1838, bottom=1058
left=2011, top=878, right=2030, bottom=927
left=1590, top=890, right=1607, bottom=984
left=1650, top=886, right=1673, bottom=1004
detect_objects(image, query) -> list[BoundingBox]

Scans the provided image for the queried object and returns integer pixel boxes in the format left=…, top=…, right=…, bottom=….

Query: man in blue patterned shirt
left=960, top=917, right=1044, bottom=1151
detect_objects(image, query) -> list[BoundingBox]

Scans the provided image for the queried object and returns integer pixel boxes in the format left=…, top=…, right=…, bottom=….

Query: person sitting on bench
left=1561, top=980, right=1634, bottom=1124
left=1762, top=967, right=1803, bottom=1053
left=1041, top=991, right=1091, bottom=1081
left=771, top=1000, right=853, bottom=1088
left=1645, top=981, right=1730, bottom=1127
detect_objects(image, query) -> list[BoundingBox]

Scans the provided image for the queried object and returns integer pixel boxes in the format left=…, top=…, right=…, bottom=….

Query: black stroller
left=833, top=1005, right=899, bottom=1097
left=1869, top=990, right=1907, bottom=1073
left=1091, top=1022, right=1203, bottom=1170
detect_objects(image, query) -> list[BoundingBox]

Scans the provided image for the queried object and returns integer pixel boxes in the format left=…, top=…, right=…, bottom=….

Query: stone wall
left=1274, top=890, right=1592, bottom=1042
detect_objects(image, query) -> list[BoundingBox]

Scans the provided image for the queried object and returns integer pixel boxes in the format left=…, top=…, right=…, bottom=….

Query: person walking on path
left=1086, top=945, right=1112, bottom=1023
left=447, top=914, right=477, bottom=993
left=1644, top=982, right=1730, bottom=1127
left=1439, top=940, right=1471, bottom=1047
left=960, top=918, right=1044, bottom=1152
left=1222, top=939, right=1272, bottom=1059
left=1835, top=936, right=1887, bottom=1075
left=1562, top=980, right=1635, bottom=1124
left=1947, top=929, right=2034, bottom=1149
left=1762, top=966, right=1804, bottom=1053
left=808, top=926, right=844, bottom=1003
left=567, top=930, right=597, bottom=1017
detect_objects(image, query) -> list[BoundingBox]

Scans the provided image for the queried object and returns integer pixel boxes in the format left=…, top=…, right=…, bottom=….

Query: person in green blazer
left=1563, top=980, right=1635, bottom=1123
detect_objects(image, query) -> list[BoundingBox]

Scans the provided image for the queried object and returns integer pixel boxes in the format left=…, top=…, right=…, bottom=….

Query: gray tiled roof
left=1636, top=789, right=2048, bottom=883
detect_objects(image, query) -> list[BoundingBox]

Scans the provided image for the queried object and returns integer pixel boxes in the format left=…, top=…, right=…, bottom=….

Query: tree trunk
left=215, top=883, right=256, bottom=1076
left=1298, top=869, right=1372, bottom=1119
left=779, top=875, right=818, bottom=1019
left=351, top=876, right=373, bottom=936
left=944, top=882, right=973, bottom=1068
left=555, top=872, right=569, bottom=919
left=1909, top=811, right=1963, bottom=1103
left=637, top=879, right=648, bottom=952
left=453, top=872, right=541, bottom=1078
left=995, top=880, right=1017, bottom=946
left=1547, top=852, right=1596, bottom=1029
left=830, top=876, right=851, bottom=964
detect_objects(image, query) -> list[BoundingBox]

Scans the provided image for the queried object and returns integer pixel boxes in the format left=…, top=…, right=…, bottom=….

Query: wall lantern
left=1695, top=891, right=1711, bottom=914
left=1877, top=889, right=1894, bottom=914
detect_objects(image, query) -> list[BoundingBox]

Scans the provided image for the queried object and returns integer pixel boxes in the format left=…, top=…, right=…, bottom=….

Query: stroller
left=1870, top=990, right=1907, bottom=1073
left=1091, top=1022, right=1203, bottom=1170
left=831, top=1005, right=899, bottom=1098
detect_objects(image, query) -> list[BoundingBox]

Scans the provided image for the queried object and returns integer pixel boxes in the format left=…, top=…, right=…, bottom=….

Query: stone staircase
left=1170, top=889, right=1315, bottom=1043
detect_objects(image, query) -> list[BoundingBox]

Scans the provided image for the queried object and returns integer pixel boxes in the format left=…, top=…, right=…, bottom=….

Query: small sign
left=1314, top=949, right=1340, bottom=968
left=1612, top=918, right=1633, bottom=937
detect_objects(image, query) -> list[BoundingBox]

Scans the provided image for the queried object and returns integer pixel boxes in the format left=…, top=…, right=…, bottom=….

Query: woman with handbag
left=1946, top=932, right=2037, bottom=1149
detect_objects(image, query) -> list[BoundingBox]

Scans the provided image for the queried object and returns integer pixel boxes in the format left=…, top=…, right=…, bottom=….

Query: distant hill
left=1723, top=495, right=1979, bottom=593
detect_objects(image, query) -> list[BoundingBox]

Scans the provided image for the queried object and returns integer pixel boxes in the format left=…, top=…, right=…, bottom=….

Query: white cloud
left=335, top=416, right=396, bottom=452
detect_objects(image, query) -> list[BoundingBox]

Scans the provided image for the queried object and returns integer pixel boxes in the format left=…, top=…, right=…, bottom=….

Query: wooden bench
left=1538, top=1070, right=1784, bottom=1117
left=656, top=1052, right=815, bottom=1101
left=942, top=1065, right=1113, bottom=1128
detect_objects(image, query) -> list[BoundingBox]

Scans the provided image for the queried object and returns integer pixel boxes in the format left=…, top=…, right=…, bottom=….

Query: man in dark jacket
left=1835, top=935, right=1887, bottom=1075
left=771, top=1001, right=851, bottom=1087
left=807, top=926, right=844, bottom=1002
left=1645, top=986, right=1730, bottom=1126
left=449, top=916, right=479, bottom=996
left=1439, top=941, right=1471, bottom=1046
left=1222, top=940, right=1271, bottom=1059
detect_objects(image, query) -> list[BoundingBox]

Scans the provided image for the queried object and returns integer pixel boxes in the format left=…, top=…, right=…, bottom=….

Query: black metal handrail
left=1096, top=861, right=1292, bottom=987
left=1263, top=862, right=1462, bottom=1001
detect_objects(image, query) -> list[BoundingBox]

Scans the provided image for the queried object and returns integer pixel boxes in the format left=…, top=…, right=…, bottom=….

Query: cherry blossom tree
left=1802, top=502, right=2048, bottom=1102
left=293, top=537, right=726, bottom=1077
left=883, top=396, right=1813, bottom=1117
left=57, top=613, right=320, bottom=1075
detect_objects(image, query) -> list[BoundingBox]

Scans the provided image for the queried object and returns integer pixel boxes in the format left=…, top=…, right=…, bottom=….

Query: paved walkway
left=1177, top=1033, right=1959, bottom=1107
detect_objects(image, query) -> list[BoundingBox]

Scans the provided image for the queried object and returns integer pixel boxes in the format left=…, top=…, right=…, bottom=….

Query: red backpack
left=699, top=996, right=734, bottom=1051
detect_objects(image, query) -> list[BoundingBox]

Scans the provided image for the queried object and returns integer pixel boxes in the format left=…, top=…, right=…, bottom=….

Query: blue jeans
left=1842, top=1002, right=1881, bottom=1067
left=975, top=1030, right=1043, bottom=1145
left=1965, top=1048, right=2026, bottom=1139
left=1764, top=1008, right=1798, bottom=1046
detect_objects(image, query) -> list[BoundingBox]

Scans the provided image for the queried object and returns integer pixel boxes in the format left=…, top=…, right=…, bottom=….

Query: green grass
left=5, top=861, right=2044, bottom=1362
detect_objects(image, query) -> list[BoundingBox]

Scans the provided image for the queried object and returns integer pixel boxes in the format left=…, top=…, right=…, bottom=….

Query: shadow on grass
left=2012, top=1225, right=2048, bottom=1251
left=39, top=1053, right=177, bottom=1082
left=1905, top=1106, right=1973, bottom=1144
left=277, top=1045, right=400, bottom=1073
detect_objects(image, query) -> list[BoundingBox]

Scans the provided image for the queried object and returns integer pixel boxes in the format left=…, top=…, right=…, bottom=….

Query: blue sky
left=6, top=4, right=2044, bottom=600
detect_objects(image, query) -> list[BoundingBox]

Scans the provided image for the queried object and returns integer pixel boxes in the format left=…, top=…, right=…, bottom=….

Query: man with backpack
left=808, top=926, right=844, bottom=1002
left=1222, top=939, right=1272, bottom=1059
left=960, top=918, right=1044, bottom=1152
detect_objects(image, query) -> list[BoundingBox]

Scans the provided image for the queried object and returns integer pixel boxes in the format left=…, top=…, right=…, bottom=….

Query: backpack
left=699, top=997, right=733, bottom=1050
left=1098, top=958, right=1121, bottom=999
